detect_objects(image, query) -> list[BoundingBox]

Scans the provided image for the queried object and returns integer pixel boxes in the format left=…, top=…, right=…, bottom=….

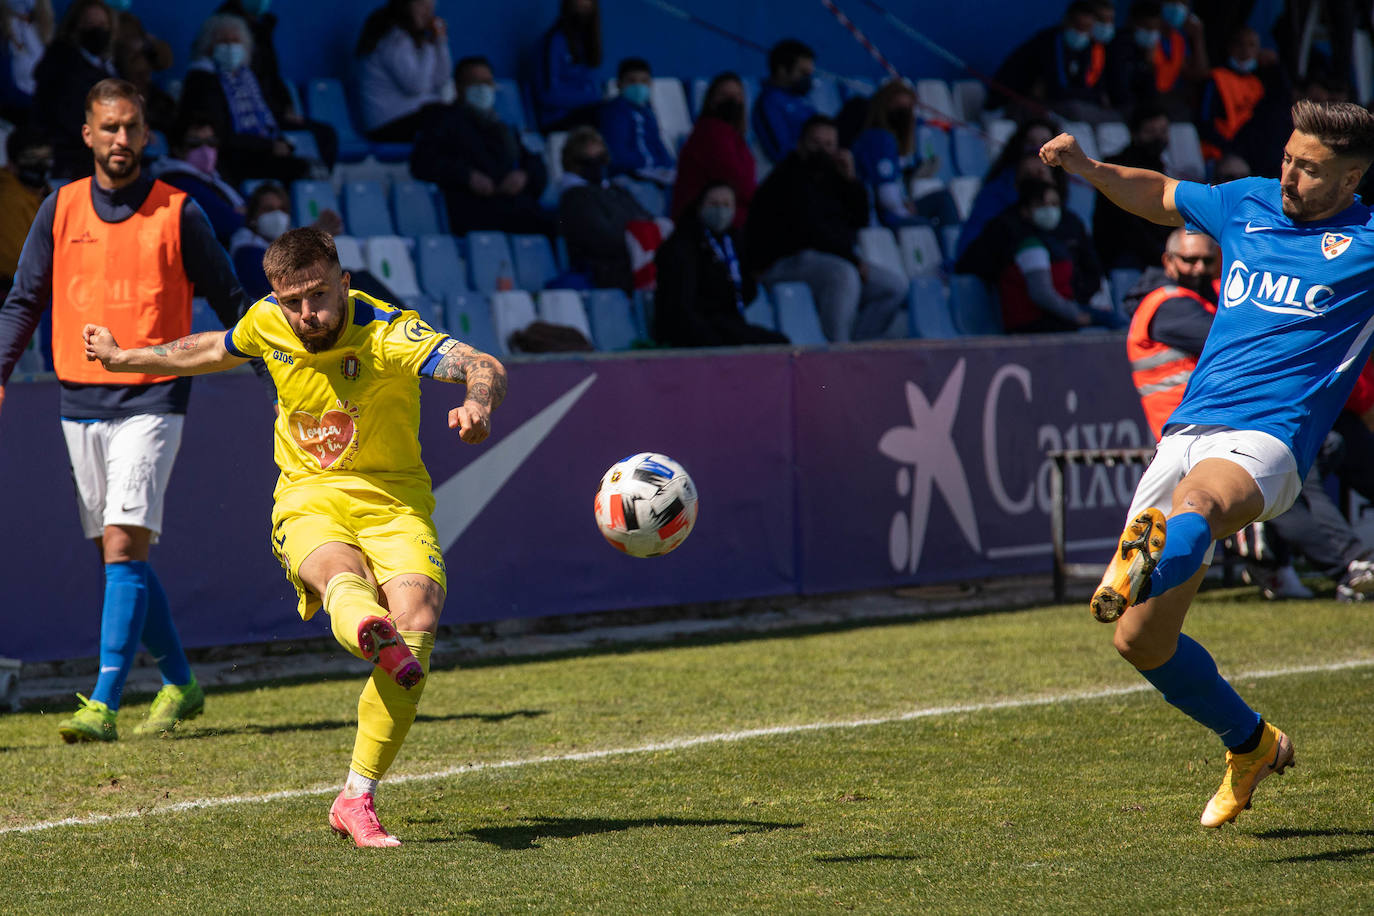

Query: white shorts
left=61, top=414, right=184, bottom=541
left=1127, top=425, right=1302, bottom=566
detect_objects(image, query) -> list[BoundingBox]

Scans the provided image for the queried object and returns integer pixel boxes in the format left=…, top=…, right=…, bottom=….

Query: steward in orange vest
left=1197, top=28, right=1289, bottom=169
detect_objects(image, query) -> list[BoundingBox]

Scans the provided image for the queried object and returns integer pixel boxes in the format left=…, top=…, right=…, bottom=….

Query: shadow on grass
left=168, top=708, right=548, bottom=740
left=813, top=853, right=921, bottom=863
left=461, top=814, right=804, bottom=850
left=1254, top=827, right=1374, bottom=863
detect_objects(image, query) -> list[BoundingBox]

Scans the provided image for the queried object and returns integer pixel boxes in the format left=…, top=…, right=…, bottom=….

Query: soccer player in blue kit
left=1040, top=100, right=1374, bottom=827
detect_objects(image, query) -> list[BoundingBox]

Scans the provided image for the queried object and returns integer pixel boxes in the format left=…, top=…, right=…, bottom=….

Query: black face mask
left=16, top=159, right=52, bottom=190
left=575, top=155, right=609, bottom=183
left=77, top=27, right=111, bottom=56
left=709, top=99, right=744, bottom=125
left=1139, top=138, right=1168, bottom=160
left=1176, top=272, right=1215, bottom=299
left=888, top=110, right=914, bottom=136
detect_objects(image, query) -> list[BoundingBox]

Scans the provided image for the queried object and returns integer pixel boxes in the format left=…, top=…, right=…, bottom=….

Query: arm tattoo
left=432, top=342, right=507, bottom=409
left=149, top=335, right=204, bottom=357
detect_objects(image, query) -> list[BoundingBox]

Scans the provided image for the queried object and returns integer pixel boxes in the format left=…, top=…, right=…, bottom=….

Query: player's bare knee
left=1173, top=488, right=1222, bottom=530
left=381, top=576, right=444, bottom=633
left=1113, top=624, right=1170, bottom=669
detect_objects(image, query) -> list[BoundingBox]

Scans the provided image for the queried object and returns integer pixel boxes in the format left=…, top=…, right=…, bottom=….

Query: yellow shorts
left=270, top=484, right=448, bottom=620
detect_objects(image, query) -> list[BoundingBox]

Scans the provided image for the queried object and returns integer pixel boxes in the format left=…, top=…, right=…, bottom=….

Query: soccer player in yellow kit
left=82, top=227, right=507, bottom=847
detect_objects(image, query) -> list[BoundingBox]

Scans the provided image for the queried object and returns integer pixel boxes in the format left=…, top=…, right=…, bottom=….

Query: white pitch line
left=4, top=655, right=1372, bottom=838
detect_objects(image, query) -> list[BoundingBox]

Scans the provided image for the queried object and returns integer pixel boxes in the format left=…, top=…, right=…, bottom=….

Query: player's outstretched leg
left=323, top=573, right=424, bottom=689
left=1201, top=720, right=1295, bottom=828
left=133, top=565, right=204, bottom=736
left=1092, top=509, right=1166, bottom=622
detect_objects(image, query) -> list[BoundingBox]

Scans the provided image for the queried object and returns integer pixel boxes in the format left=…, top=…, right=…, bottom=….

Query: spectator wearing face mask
left=229, top=180, right=342, bottom=302
left=556, top=126, right=652, bottom=291
left=753, top=38, right=817, bottom=165
left=410, top=56, right=553, bottom=237
left=1092, top=102, right=1175, bottom=271
left=1105, top=0, right=1208, bottom=122
left=599, top=57, right=675, bottom=187
left=984, top=1, right=1114, bottom=124
left=180, top=13, right=312, bottom=185
left=152, top=116, right=244, bottom=246
left=356, top=0, right=453, bottom=143
left=532, top=0, right=603, bottom=132
left=1197, top=26, right=1291, bottom=178
left=32, top=0, right=118, bottom=179
left=672, top=71, right=755, bottom=229
left=849, top=80, right=959, bottom=231
left=955, top=118, right=1063, bottom=261
left=0, top=0, right=53, bottom=122
left=654, top=183, right=788, bottom=348
left=0, top=124, right=53, bottom=295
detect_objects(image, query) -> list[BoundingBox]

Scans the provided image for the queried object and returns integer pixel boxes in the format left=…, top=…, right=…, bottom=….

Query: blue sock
left=1148, top=511, right=1213, bottom=598
left=91, top=561, right=150, bottom=711
left=141, top=566, right=193, bottom=687
left=1139, top=634, right=1261, bottom=746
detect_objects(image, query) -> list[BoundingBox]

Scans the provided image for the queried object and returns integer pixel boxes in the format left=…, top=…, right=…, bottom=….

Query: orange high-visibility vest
left=1208, top=66, right=1264, bottom=141
left=49, top=178, right=192, bottom=385
left=1127, top=283, right=1217, bottom=440
left=1086, top=42, right=1106, bottom=87
left=1153, top=30, right=1187, bottom=93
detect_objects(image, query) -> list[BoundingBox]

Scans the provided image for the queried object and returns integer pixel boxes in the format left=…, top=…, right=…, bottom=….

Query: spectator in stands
left=1106, top=0, right=1209, bottom=121
left=0, top=0, right=53, bottom=123
left=180, top=13, right=312, bottom=185
left=229, top=180, right=343, bottom=303
left=1093, top=102, right=1174, bottom=270
left=849, top=79, right=959, bottom=231
left=753, top=38, right=817, bottom=164
left=654, top=182, right=788, bottom=348
left=112, top=2, right=175, bottom=133
left=956, top=118, right=1061, bottom=260
left=672, top=71, right=755, bottom=229
left=984, top=0, right=1115, bottom=124
left=216, top=0, right=338, bottom=168
left=1197, top=26, right=1291, bottom=177
left=746, top=115, right=906, bottom=342
left=32, top=0, right=117, bottom=179
left=556, top=125, right=651, bottom=291
left=410, top=55, right=554, bottom=237
left=152, top=116, right=244, bottom=246
left=1090, top=0, right=1116, bottom=44
left=957, top=177, right=1114, bottom=334
left=532, top=0, right=603, bottom=132
left=600, top=56, right=675, bottom=187
left=0, top=123, right=51, bottom=295
left=356, top=0, right=452, bottom=143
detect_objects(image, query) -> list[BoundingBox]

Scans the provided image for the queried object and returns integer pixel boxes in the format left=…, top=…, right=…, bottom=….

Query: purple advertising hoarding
left=0, top=336, right=1147, bottom=662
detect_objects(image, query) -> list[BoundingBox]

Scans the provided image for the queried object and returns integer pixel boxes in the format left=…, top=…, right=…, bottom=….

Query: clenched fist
left=1039, top=133, right=1092, bottom=175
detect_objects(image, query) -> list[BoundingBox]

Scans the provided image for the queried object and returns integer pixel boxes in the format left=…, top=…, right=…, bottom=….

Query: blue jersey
left=1171, top=177, right=1374, bottom=475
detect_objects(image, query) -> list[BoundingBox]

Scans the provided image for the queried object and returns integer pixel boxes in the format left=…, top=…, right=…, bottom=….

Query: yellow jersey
left=225, top=289, right=457, bottom=511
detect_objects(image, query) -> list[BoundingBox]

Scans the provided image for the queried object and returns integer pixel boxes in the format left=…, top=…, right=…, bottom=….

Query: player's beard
left=97, top=146, right=139, bottom=181
left=298, top=312, right=344, bottom=353
left=1282, top=182, right=1344, bottom=220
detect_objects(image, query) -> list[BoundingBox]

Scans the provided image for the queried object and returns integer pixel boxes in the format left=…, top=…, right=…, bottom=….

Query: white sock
left=344, top=769, right=379, bottom=799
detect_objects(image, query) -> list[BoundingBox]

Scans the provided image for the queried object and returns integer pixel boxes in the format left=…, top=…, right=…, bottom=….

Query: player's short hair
left=263, top=228, right=340, bottom=286
left=1291, top=99, right=1374, bottom=165
left=84, top=78, right=145, bottom=119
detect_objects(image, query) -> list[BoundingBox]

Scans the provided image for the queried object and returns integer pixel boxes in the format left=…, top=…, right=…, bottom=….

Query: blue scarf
left=217, top=66, right=278, bottom=139
left=703, top=228, right=744, bottom=312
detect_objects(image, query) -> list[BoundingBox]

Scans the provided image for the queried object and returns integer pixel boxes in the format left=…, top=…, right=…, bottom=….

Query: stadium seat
left=282, top=128, right=321, bottom=162
left=950, top=274, right=1003, bottom=335
left=908, top=276, right=959, bottom=339
left=490, top=290, right=538, bottom=354
left=770, top=281, right=827, bottom=345
left=342, top=180, right=394, bottom=236
left=857, top=227, right=906, bottom=279
left=466, top=231, right=516, bottom=293
left=291, top=179, right=340, bottom=229
left=650, top=78, right=692, bottom=152
left=940, top=223, right=961, bottom=262
left=1110, top=268, right=1142, bottom=311
left=392, top=180, right=443, bottom=237
left=536, top=289, right=594, bottom=339
left=950, top=79, right=986, bottom=122
left=916, top=125, right=955, bottom=181
left=303, top=77, right=370, bottom=161
left=807, top=75, right=843, bottom=117
left=444, top=291, right=499, bottom=355
left=1096, top=121, right=1131, bottom=158
left=614, top=176, right=667, bottom=217
left=493, top=78, right=527, bottom=131
left=909, top=177, right=946, bottom=204
left=1066, top=177, right=1096, bottom=227
left=190, top=298, right=219, bottom=333
left=947, top=176, right=982, bottom=221
left=586, top=288, right=640, bottom=350
left=363, top=236, right=422, bottom=302
left=144, top=129, right=168, bottom=162
left=543, top=131, right=569, bottom=192
left=950, top=125, right=990, bottom=178
left=742, top=289, right=776, bottom=330
left=1063, top=120, right=1099, bottom=160
left=1166, top=121, right=1207, bottom=181
left=511, top=233, right=559, bottom=292
left=896, top=225, right=944, bottom=277
left=416, top=234, right=468, bottom=299
left=985, top=118, right=1017, bottom=160
left=332, top=235, right=366, bottom=271
left=839, top=76, right=874, bottom=99
left=915, top=79, right=957, bottom=123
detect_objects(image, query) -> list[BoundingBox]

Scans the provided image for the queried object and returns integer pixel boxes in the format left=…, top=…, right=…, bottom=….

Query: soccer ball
left=594, top=453, right=698, bottom=557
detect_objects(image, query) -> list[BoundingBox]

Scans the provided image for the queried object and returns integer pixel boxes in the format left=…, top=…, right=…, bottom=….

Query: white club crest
left=1322, top=232, right=1352, bottom=260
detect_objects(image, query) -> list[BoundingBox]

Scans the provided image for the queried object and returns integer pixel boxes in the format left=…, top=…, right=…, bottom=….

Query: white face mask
left=212, top=42, right=248, bottom=72
left=1030, top=205, right=1062, bottom=232
left=254, top=209, right=290, bottom=241
left=464, top=83, right=496, bottom=112
left=700, top=203, right=735, bottom=234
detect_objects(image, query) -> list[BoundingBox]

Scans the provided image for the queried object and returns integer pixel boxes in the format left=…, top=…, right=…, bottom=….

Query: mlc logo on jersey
left=1222, top=258, right=1335, bottom=315
left=1323, top=232, right=1352, bottom=260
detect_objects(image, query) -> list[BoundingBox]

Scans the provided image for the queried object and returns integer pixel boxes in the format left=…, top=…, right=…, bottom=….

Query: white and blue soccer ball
left=594, top=452, right=698, bottom=557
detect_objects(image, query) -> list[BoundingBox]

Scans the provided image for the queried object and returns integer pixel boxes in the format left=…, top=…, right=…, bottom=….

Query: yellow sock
left=323, top=573, right=385, bottom=661
left=350, top=630, right=434, bottom=780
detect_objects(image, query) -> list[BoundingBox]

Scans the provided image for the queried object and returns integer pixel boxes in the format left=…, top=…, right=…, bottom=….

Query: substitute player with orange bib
left=83, top=227, right=506, bottom=848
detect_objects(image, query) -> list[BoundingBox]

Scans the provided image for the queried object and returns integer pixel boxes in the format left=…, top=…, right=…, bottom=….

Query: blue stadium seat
left=950, top=125, right=990, bottom=178
left=282, top=128, right=321, bottom=161
left=536, top=289, right=594, bottom=339
left=342, top=180, right=394, bottom=236
left=190, top=298, right=220, bottom=333
left=291, top=180, right=340, bottom=229
left=144, top=129, right=168, bottom=162
left=1110, top=268, right=1142, bottom=311
left=1066, top=177, right=1096, bottom=227
left=950, top=275, right=1003, bottom=335
left=444, top=291, right=499, bottom=355
left=332, top=234, right=366, bottom=271
left=392, top=180, right=443, bottom=237
left=416, top=234, right=468, bottom=299
left=303, top=78, right=370, bottom=161
left=490, top=290, right=538, bottom=354
left=896, top=225, right=943, bottom=278
left=742, top=289, right=776, bottom=330
left=493, top=78, right=527, bottom=131
left=940, top=224, right=961, bottom=262
left=614, top=177, right=666, bottom=217
left=807, top=75, right=843, bottom=116
left=632, top=289, right=653, bottom=338
left=650, top=77, right=692, bottom=152
left=362, top=235, right=421, bottom=302
left=908, top=276, right=959, bottom=339
left=916, top=125, right=955, bottom=182
left=770, top=281, right=827, bottom=345
left=510, top=233, right=558, bottom=292
left=586, top=288, right=640, bottom=350
left=467, top=231, right=516, bottom=293
left=915, top=79, right=957, bottom=121
left=858, top=227, right=906, bottom=280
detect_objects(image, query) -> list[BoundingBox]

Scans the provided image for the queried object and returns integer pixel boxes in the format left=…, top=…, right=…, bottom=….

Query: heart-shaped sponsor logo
left=289, top=409, right=356, bottom=468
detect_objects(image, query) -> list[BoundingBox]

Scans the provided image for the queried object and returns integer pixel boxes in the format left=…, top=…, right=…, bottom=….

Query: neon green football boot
left=57, top=694, right=118, bottom=743
left=133, top=677, right=205, bottom=736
